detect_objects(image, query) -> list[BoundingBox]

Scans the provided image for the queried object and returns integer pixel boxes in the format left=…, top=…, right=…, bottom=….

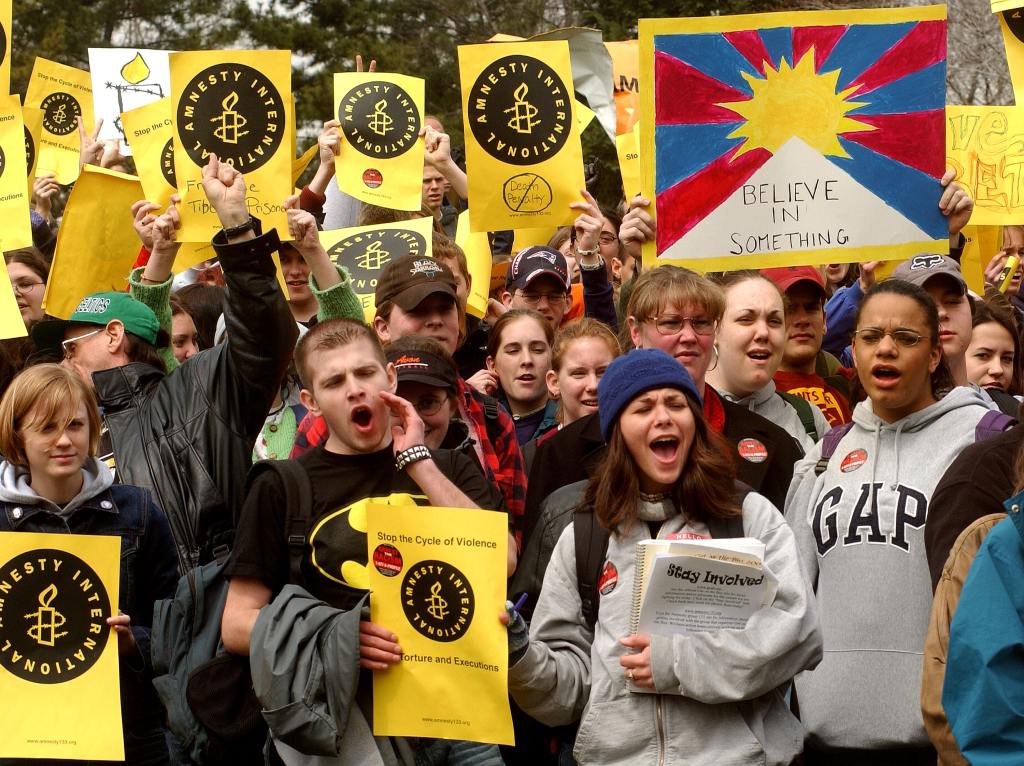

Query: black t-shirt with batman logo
left=228, top=445, right=505, bottom=610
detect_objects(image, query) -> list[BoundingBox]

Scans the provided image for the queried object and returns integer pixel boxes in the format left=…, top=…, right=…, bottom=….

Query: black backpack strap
left=814, top=422, right=854, bottom=475
left=777, top=391, right=818, bottom=440
left=706, top=482, right=751, bottom=539
left=250, top=460, right=314, bottom=587
left=573, top=506, right=610, bottom=632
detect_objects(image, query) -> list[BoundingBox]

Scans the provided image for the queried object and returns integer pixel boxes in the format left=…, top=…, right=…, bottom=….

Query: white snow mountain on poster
left=88, top=48, right=173, bottom=155
left=658, top=135, right=932, bottom=261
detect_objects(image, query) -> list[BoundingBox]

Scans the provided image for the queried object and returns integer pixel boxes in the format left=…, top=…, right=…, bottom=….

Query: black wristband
left=221, top=216, right=254, bottom=239
left=395, top=445, right=432, bottom=471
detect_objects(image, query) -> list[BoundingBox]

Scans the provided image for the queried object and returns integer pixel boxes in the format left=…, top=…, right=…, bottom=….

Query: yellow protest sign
left=511, top=227, right=556, bottom=253
left=25, top=58, right=94, bottom=184
left=120, top=97, right=176, bottom=210
left=366, top=504, right=512, bottom=745
left=455, top=210, right=493, bottom=318
left=44, top=166, right=143, bottom=318
left=170, top=50, right=292, bottom=242
left=0, top=261, right=26, bottom=340
left=0, top=531, right=122, bottom=760
left=999, top=11, right=1024, bottom=103
left=947, top=105, right=1024, bottom=226
left=459, top=41, right=586, bottom=233
left=576, top=100, right=596, bottom=133
left=292, top=142, right=318, bottom=186
left=960, top=225, right=1000, bottom=295
left=640, top=7, right=949, bottom=271
left=319, top=216, right=435, bottom=321
left=606, top=40, right=639, bottom=135
left=994, top=0, right=1024, bottom=12
left=616, top=121, right=641, bottom=201
left=0, top=0, right=10, bottom=96
left=23, top=106, right=43, bottom=183
left=334, top=72, right=425, bottom=211
left=0, top=97, right=33, bottom=251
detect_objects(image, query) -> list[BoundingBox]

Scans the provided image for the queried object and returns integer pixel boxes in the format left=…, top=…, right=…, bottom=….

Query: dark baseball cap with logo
left=387, top=347, right=457, bottom=392
left=891, top=254, right=967, bottom=296
left=32, top=291, right=161, bottom=354
left=375, top=255, right=458, bottom=312
left=505, top=246, right=571, bottom=293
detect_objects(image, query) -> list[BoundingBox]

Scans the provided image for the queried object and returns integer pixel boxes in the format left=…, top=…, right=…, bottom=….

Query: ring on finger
left=626, top=669, right=634, bottom=682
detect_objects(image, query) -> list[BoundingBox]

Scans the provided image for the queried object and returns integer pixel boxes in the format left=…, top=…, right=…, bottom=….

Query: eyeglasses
left=598, top=233, right=617, bottom=245
left=517, top=290, right=567, bottom=307
left=411, top=394, right=446, bottom=417
left=646, top=315, right=717, bottom=336
left=61, top=328, right=102, bottom=359
left=853, top=328, right=924, bottom=348
left=12, top=279, right=44, bottom=295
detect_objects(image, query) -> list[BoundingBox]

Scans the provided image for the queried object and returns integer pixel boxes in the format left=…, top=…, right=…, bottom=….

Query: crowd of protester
left=4, top=41, right=1024, bottom=766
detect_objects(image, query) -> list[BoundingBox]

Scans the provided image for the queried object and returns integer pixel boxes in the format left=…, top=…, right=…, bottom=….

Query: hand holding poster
left=319, top=216, right=435, bottom=320
left=170, top=50, right=292, bottom=242
left=459, top=41, right=586, bottom=233
left=366, top=504, right=513, bottom=745
left=334, top=72, right=425, bottom=211
left=640, top=7, right=948, bottom=271
left=25, top=57, right=95, bottom=185
left=946, top=105, right=1024, bottom=226
left=0, top=531, right=122, bottom=760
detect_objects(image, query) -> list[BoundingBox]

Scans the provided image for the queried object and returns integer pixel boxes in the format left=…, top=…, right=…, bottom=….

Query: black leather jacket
left=93, top=228, right=298, bottom=571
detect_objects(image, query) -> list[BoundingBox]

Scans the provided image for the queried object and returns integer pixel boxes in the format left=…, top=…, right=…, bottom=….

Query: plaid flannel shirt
left=289, top=379, right=527, bottom=543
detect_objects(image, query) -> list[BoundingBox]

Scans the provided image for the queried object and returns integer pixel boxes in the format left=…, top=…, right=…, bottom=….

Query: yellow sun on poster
left=720, top=49, right=874, bottom=160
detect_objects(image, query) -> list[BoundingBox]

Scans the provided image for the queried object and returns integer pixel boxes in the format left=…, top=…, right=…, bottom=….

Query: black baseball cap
left=387, top=347, right=457, bottom=392
left=505, top=246, right=571, bottom=293
left=375, top=255, right=458, bottom=312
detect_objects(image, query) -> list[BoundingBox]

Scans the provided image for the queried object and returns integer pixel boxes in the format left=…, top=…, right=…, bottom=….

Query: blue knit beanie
left=598, top=348, right=703, bottom=441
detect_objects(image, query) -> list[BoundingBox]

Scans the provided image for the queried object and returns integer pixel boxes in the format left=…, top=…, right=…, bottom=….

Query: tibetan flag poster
left=946, top=105, right=1024, bottom=226
left=88, top=48, right=172, bottom=154
left=366, top=504, right=512, bottom=745
left=24, top=58, right=95, bottom=185
left=121, top=97, right=177, bottom=210
left=0, top=531, right=122, bottom=760
left=319, top=215, right=435, bottom=321
left=0, top=97, right=33, bottom=252
left=334, top=72, right=425, bottom=211
left=640, top=6, right=948, bottom=271
left=170, top=50, right=292, bottom=242
left=459, top=41, right=586, bottom=232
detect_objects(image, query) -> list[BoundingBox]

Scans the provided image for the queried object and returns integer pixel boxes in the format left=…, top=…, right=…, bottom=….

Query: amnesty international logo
left=160, top=137, right=177, bottom=187
left=468, top=55, right=572, bottom=166
left=23, top=125, right=35, bottom=175
left=176, top=63, right=285, bottom=174
left=40, top=92, right=82, bottom=137
left=401, top=560, right=474, bottom=642
left=326, top=229, right=427, bottom=290
left=0, top=549, right=111, bottom=684
left=339, top=81, right=421, bottom=160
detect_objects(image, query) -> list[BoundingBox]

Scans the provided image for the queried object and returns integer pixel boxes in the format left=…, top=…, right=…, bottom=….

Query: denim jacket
left=0, top=467, right=179, bottom=746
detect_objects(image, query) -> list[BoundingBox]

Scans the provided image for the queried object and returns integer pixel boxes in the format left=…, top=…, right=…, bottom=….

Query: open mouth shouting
left=870, top=363, right=902, bottom=389
left=650, top=435, right=681, bottom=464
left=350, top=404, right=375, bottom=434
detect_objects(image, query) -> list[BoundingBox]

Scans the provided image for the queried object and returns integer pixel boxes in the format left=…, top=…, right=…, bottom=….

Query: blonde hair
left=627, top=265, right=726, bottom=324
left=551, top=318, right=621, bottom=373
left=0, top=364, right=101, bottom=466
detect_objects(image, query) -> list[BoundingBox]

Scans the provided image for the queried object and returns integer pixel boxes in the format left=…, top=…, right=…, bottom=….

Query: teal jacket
left=944, top=489, right=1024, bottom=764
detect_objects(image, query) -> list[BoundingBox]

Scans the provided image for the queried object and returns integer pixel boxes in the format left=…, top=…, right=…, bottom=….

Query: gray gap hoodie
left=784, top=386, right=991, bottom=750
left=0, top=458, right=114, bottom=516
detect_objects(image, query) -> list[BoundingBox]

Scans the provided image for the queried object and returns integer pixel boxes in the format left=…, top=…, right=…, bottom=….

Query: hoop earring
left=708, top=344, right=720, bottom=372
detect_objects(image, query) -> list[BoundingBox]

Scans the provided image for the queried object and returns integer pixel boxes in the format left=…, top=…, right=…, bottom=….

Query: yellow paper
left=334, top=72, right=425, bottom=211
left=455, top=210, right=493, bottom=318
left=319, top=216, right=436, bottom=321
left=511, top=227, right=556, bottom=253
left=606, top=40, right=639, bottom=135
left=0, top=0, right=10, bottom=96
left=576, top=100, right=596, bottom=133
left=0, top=532, right=122, bottom=760
left=23, top=106, right=43, bottom=183
left=960, top=225, right=1001, bottom=294
left=459, top=41, right=586, bottom=232
left=616, top=121, right=641, bottom=201
left=999, top=12, right=1024, bottom=103
left=292, top=142, right=318, bottom=186
left=366, top=504, right=512, bottom=745
left=640, top=7, right=949, bottom=271
left=994, top=0, right=1024, bottom=12
left=171, top=50, right=292, bottom=242
left=120, top=97, right=176, bottom=210
left=0, top=97, right=33, bottom=251
left=0, top=261, right=26, bottom=340
left=173, top=242, right=216, bottom=273
left=43, top=166, right=143, bottom=318
left=24, top=58, right=94, bottom=184
left=947, top=105, right=1024, bottom=226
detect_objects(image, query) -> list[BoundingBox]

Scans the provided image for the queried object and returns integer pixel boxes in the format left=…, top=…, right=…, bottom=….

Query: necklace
left=639, top=491, right=670, bottom=503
